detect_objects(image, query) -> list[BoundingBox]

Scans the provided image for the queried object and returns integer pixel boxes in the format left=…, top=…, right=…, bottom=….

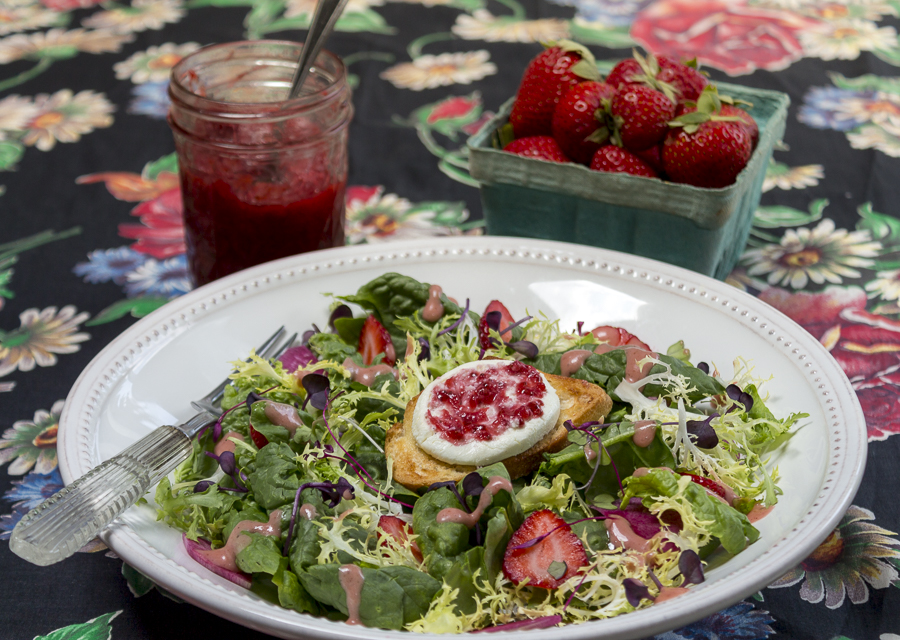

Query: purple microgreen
left=328, top=304, right=353, bottom=330
left=478, top=347, right=486, bottom=360
left=318, top=396, right=414, bottom=510
left=437, top=298, right=471, bottom=336
left=427, top=480, right=468, bottom=511
left=726, top=383, right=754, bottom=412
left=204, top=450, right=248, bottom=492
left=507, top=340, right=539, bottom=359
left=577, top=321, right=585, bottom=336
left=563, top=419, right=616, bottom=492
left=278, top=345, right=318, bottom=373
left=697, top=361, right=710, bottom=374
left=623, top=578, right=654, bottom=607
left=547, top=561, right=567, bottom=580
left=193, top=480, right=215, bottom=493
left=499, top=315, right=533, bottom=337
left=462, top=472, right=485, bottom=498
left=473, top=615, right=562, bottom=633
left=648, top=569, right=664, bottom=590
left=200, top=399, right=245, bottom=443
left=483, top=310, right=502, bottom=333
left=417, top=337, right=431, bottom=362
left=686, top=413, right=720, bottom=449
left=592, top=504, right=664, bottom=539
left=302, top=373, right=330, bottom=411
left=301, top=329, right=316, bottom=345
left=246, top=390, right=263, bottom=406
left=283, top=478, right=356, bottom=555
left=679, top=549, right=705, bottom=586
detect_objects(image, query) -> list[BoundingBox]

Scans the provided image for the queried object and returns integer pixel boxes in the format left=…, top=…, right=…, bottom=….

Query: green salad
left=155, top=273, right=806, bottom=632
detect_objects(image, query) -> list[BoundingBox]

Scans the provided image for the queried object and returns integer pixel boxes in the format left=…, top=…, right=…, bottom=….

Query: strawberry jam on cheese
left=411, top=360, right=561, bottom=466
left=428, top=360, right=546, bottom=444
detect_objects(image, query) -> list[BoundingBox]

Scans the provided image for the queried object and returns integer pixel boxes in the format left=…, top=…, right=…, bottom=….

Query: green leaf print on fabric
left=85, top=297, right=168, bottom=326
left=35, top=611, right=121, bottom=640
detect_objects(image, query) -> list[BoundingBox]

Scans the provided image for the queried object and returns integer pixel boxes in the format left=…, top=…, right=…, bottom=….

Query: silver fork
left=9, top=326, right=295, bottom=567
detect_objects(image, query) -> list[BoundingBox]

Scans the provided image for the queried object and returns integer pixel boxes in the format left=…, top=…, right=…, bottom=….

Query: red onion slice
left=472, top=615, right=562, bottom=633
left=182, top=534, right=252, bottom=590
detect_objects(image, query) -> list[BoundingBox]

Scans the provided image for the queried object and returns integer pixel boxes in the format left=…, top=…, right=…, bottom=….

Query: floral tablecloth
left=2, top=0, right=900, bottom=638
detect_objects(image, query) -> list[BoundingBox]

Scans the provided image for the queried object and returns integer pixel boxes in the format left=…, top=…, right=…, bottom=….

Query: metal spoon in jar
left=287, top=0, right=351, bottom=100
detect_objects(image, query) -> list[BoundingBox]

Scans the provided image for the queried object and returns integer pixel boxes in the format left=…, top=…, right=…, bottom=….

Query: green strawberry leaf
left=586, top=126, right=610, bottom=144
left=557, top=39, right=597, bottom=66
left=570, top=59, right=600, bottom=82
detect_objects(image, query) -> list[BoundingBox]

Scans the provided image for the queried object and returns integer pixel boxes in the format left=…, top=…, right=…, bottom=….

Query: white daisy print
left=21, top=89, right=115, bottom=151
left=0, top=4, right=63, bottom=36
left=452, top=10, right=569, bottom=43
left=763, top=161, right=824, bottom=192
left=380, top=50, right=496, bottom=90
left=0, top=94, right=39, bottom=139
left=799, top=19, right=898, bottom=61
left=114, top=41, right=200, bottom=83
left=0, top=28, right=132, bottom=63
left=82, top=0, right=185, bottom=34
left=742, top=218, right=881, bottom=289
left=866, top=269, right=900, bottom=302
left=848, top=122, right=900, bottom=157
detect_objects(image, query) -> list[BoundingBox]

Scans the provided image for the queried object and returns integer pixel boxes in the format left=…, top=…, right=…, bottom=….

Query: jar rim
left=169, top=40, right=347, bottom=117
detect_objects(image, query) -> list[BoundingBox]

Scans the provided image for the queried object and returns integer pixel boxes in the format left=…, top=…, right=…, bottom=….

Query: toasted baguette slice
left=386, top=373, right=612, bottom=491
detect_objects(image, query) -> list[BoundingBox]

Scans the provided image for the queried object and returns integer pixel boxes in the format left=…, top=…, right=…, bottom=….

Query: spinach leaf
left=249, top=401, right=291, bottom=445
left=621, top=468, right=759, bottom=555
left=272, top=560, right=319, bottom=614
left=308, top=332, right=357, bottom=362
left=539, top=424, right=675, bottom=498
left=334, top=316, right=366, bottom=347
left=483, top=508, right=512, bottom=580
left=461, top=464, right=523, bottom=532
left=246, top=443, right=304, bottom=510
left=289, top=518, right=322, bottom=572
left=642, top=355, right=724, bottom=402
left=565, top=510, right=609, bottom=554
left=522, top=352, right=563, bottom=376
left=236, top=532, right=283, bottom=575
left=338, top=273, right=461, bottom=353
left=573, top=350, right=628, bottom=393
left=222, top=506, right=267, bottom=541
left=412, top=488, right=471, bottom=581
left=299, top=564, right=441, bottom=630
left=443, top=546, right=488, bottom=615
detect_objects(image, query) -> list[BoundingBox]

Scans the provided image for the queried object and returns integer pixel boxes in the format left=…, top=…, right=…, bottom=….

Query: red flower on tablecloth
left=630, top=0, right=818, bottom=76
left=118, top=187, right=186, bottom=259
left=427, top=94, right=479, bottom=124
left=758, top=285, right=900, bottom=441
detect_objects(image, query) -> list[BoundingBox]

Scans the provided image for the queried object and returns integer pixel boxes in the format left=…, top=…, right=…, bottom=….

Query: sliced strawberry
left=478, top=300, right=515, bottom=350
left=503, top=509, right=588, bottom=589
left=589, top=325, right=651, bottom=351
left=378, top=515, right=423, bottom=563
left=248, top=420, right=269, bottom=449
left=358, top=315, right=395, bottom=366
left=680, top=472, right=727, bottom=499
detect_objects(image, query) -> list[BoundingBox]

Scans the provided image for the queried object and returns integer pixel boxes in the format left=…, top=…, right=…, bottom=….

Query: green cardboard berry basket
left=466, top=80, right=790, bottom=280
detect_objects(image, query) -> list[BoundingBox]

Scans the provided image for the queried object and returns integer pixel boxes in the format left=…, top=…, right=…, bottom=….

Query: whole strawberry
left=551, top=81, right=616, bottom=164
left=610, top=84, right=675, bottom=151
left=656, top=55, right=708, bottom=102
left=720, top=104, right=758, bottom=148
left=662, top=110, right=752, bottom=188
left=590, top=145, right=658, bottom=178
left=509, top=40, right=600, bottom=139
left=504, top=136, right=570, bottom=163
left=606, top=51, right=707, bottom=103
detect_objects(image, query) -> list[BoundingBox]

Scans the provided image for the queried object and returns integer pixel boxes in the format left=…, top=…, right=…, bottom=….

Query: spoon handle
left=288, top=0, right=351, bottom=99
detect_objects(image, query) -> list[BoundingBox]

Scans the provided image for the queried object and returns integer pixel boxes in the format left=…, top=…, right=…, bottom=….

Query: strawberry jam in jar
left=168, top=41, right=352, bottom=286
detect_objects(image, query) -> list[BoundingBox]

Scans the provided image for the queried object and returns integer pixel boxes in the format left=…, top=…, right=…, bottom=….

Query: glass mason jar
left=168, top=40, right=352, bottom=287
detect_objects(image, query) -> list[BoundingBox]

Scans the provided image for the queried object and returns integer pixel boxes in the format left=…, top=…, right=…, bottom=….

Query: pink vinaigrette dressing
left=426, top=361, right=547, bottom=444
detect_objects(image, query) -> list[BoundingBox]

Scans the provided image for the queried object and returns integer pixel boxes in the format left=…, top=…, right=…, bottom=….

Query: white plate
left=58, top=237, right=866, bottom=640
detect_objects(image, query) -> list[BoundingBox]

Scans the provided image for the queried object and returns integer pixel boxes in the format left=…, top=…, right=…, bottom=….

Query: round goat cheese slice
left=411, top=359, right=561, bottom=466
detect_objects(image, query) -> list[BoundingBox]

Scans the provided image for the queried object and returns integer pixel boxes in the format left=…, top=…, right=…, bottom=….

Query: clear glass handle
left=9, top=425, right=193, bottom=566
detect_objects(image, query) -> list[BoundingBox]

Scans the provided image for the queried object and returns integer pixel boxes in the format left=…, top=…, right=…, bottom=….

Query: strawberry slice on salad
left=503, top=509, right=587, bottom=589
left=590, top=325, right=651, bottom=351
left=478, top=300, right=515, bottom=350
left=378, top=515, right=424, bottom=563
left=358, top=315, right=395, bottom=366
left=248, top=421, right=269, bottom=449
left=680, top=472, right=728, bottom=500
